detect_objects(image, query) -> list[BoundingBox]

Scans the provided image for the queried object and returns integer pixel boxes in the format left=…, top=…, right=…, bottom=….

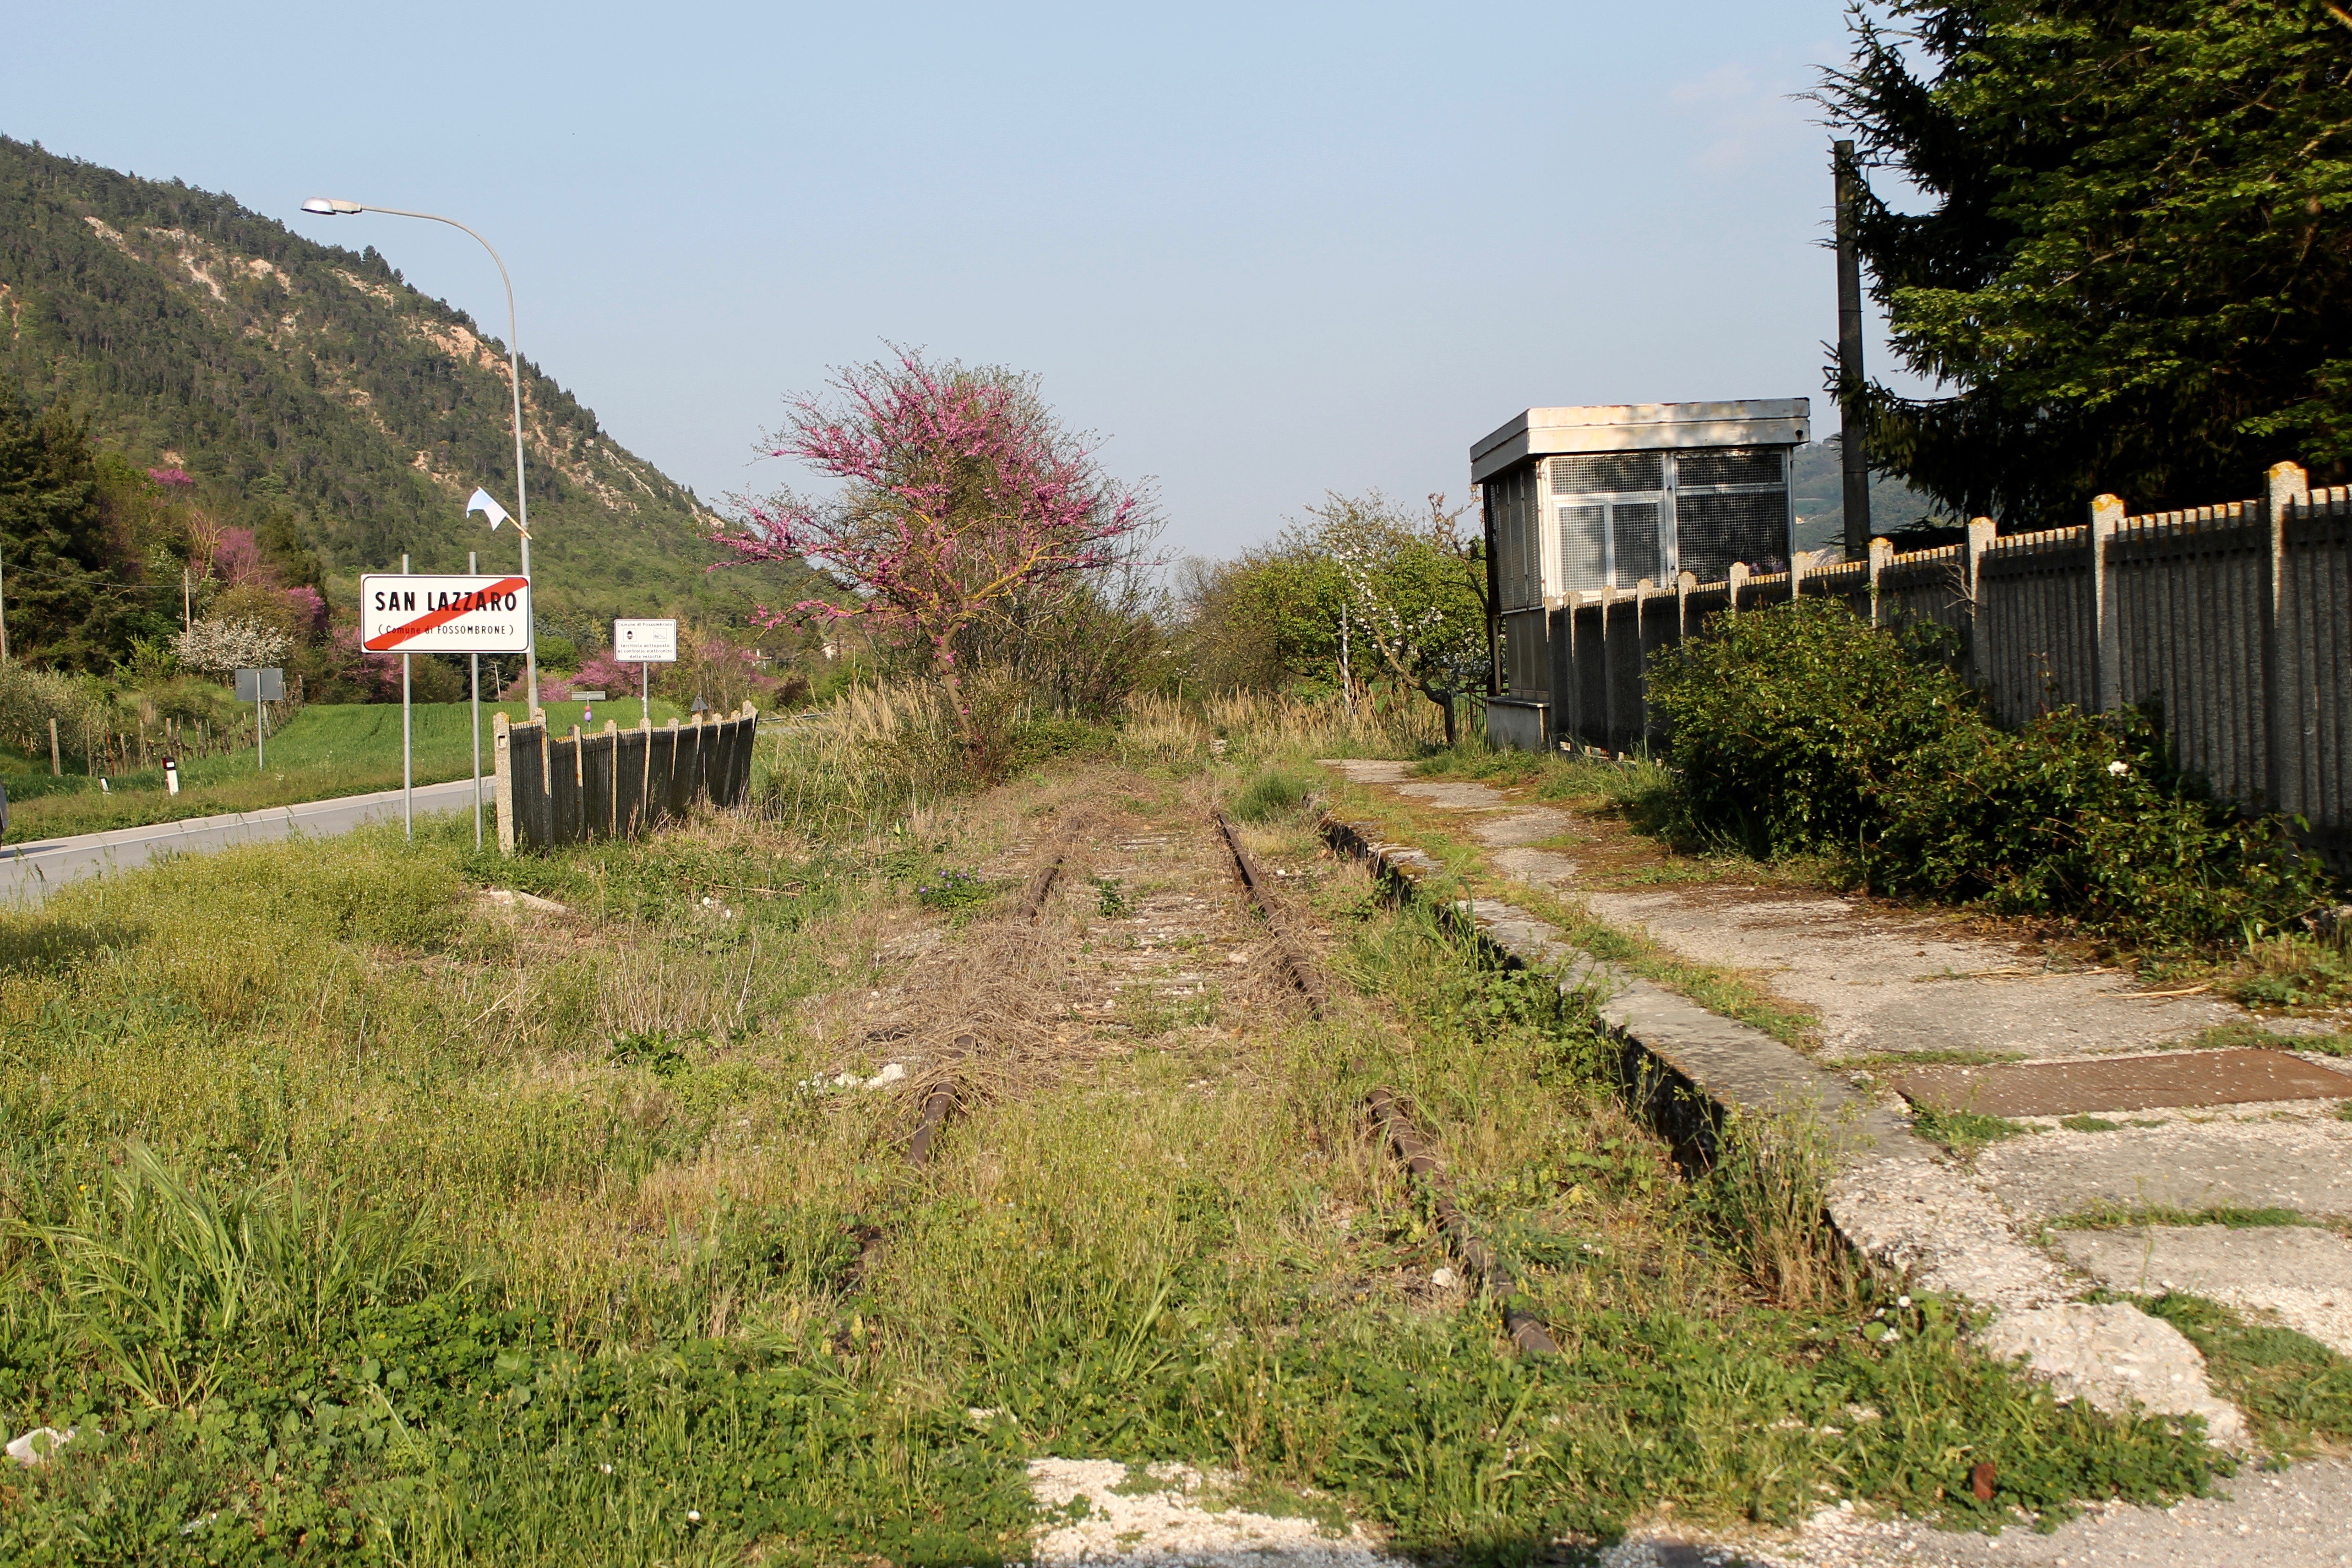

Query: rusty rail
left=1215, top=813, right=1330, bottom=1010
left=907, top=1033, right=973, bottom=1169
left=1214, top=810, right=1557, bottom=1357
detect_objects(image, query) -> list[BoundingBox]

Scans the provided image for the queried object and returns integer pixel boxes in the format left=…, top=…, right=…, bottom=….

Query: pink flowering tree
left=715, top=350, right=1150, bottom=745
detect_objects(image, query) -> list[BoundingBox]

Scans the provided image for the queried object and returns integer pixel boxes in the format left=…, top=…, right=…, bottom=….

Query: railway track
left=880, top=797, right=1557, bottom=1357
left=1213, top=811, right=1559, bottom=1358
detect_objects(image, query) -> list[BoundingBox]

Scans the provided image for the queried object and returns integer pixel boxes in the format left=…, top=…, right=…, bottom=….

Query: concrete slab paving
left=1319, top=760, right=2254, bottom=1060
left=1894, top=1049, right=2352, bottom=1117
left=1681, top=1461, right=2352, bottom=1566
left=2055, top=1224, right=2352, bottom=1356
left=1580, top=886, right=2247, bottom=1061
left=1974, top=1108, right=2352, bottom=1223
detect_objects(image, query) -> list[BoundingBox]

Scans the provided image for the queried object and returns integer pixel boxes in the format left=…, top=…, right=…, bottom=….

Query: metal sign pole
left=469, top=550, right=482, bottom=850
left=256, top=690, right=265, bottom=771
left=401, top=552, right=413, bottom=842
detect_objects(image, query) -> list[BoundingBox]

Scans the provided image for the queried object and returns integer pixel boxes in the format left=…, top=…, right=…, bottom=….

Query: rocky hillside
left=0, top=135, right=777, bottom=633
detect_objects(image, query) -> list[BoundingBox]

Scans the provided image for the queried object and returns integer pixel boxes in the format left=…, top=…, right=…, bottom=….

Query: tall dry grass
left=760, top=678, right=1447, bottom=837
left=757, top=679, right=966, bottom=835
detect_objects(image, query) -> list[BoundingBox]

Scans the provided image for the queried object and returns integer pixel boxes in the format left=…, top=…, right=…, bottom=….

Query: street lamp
left=300, top=197, right=541, bottom=711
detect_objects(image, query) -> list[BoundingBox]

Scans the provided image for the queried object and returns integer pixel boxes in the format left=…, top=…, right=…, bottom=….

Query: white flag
left=467, top=488, right=513, bottom=530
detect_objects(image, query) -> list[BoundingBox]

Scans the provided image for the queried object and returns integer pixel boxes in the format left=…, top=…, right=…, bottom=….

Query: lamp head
left=301, top=198, right=363, bottom=216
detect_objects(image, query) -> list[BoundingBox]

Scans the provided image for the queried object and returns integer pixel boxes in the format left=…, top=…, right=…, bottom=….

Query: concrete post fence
left=493, top=704, right=760, bottom=854
left=1523, top=461, right=2352, bottom=855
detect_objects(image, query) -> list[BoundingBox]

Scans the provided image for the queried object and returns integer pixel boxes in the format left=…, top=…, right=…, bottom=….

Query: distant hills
left=1788, top=440, right=1940, bottom=558
left=0, top=136, right=788, bottom=640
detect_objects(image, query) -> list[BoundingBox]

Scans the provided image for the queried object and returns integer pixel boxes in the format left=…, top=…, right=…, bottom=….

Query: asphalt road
left=0, top=778, right=483, bottom=902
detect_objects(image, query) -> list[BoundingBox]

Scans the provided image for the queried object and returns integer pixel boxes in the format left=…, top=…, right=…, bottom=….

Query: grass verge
left=3, top=699, right=686, bottom=843
left=2140, top=1294, right=2352, bottom=1456
left=0, top=738, right=2235, bottom=1560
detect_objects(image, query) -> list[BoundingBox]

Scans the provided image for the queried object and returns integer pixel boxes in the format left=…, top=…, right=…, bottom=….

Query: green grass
left=3, top=698, right=686, bottom=843
left=2051, top=1205, right=2309, bottom=1232
left=0, top=752, right=2237, bottom=1562
left=2140, top=1294, right=2352, bottom=1455
left=1314, top=780, right=1826, bottom=1052
left=1910, top=1106, right=2032, bottom=1155
left=1848, top=1049, right=2029, bottom=1067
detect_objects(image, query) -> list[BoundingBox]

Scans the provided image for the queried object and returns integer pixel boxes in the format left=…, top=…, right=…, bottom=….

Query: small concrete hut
left=1473, top=399, right=1809, bottom=748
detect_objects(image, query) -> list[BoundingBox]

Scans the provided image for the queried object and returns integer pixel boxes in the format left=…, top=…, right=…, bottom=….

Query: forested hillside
left=0, top=136, right=783, bottom=658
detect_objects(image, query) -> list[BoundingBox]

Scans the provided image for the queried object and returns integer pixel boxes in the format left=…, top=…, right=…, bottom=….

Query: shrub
left=1231, top=764, right=1319, bottom=823
left=1867, top=704, right=2323, bottom=947
left=1646, top=597, right=1969, bottom=854
left=1648, top=598, right=2328, bottom=948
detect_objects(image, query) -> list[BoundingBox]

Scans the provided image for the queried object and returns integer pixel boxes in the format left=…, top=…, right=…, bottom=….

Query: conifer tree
left=1820, top=2, right=2352, bottom=526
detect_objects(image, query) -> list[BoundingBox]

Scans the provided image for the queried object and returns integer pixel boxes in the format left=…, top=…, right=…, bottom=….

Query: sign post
left=469, top=552, right=482, bottom=848
left=613, top=618, right=678, bottom=727
left=234, top=667, right=285, bottom=771
left=363, top=568, right=532, bottom=842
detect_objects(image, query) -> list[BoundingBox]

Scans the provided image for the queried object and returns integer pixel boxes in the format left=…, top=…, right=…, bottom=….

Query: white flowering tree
left=173, top=617, right=291, bottom=676
left=1300, top=493, right=1488, bottom=743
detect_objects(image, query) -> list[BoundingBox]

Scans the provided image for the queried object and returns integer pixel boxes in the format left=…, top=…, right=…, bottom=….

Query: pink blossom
left=330, top=627, right=405, bottom=701
left=213, top=528, right=269, bottom=585
left=148, top=467, right=194, bottom=489
left=503, top=668, right=574, bottom=703
left=284, top=585, right=328, bottom=634
left=574, top=650, right=636, bottom=693
left=712, top=349, right=1148, bottom=739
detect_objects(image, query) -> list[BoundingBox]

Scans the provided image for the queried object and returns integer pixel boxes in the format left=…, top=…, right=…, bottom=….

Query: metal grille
left=1675, top=491, right=1787, bottom=581
left=1550, top=452, right=1664, bottom=495
left=1675, top=448, right=1782, bottom=489
left=1559, top=504, right=1605, bottom=591
left=1490, top=470, right=1544, bottom=610
left=1613, top=501, right=1662, bottom=586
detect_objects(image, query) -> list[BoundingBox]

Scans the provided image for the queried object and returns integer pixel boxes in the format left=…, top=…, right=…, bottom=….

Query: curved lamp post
left=300, top=197, right=540, bottom=712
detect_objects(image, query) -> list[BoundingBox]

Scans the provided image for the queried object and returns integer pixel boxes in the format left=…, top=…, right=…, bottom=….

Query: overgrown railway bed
left=0, top=748, right=2280, bottom=1565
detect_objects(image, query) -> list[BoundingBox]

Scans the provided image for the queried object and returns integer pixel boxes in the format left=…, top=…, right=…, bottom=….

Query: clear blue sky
left=13, top=1, right=1915, bottom=558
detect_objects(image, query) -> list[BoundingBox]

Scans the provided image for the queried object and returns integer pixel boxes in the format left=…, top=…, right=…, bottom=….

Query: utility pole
left=1, top=546, right=10, bottom=664
left=1834, top=139, right=1872, bottom=560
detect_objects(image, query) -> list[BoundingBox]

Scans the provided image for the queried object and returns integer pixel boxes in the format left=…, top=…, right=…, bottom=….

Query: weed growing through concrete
left=1910, top=1105, right=2033, bottom=1156
left=2142, top=1294, right=2352, bottom=1455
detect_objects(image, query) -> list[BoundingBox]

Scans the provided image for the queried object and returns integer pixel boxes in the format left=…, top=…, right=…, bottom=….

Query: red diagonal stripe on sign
left=365, top=577, right=529, bottom=651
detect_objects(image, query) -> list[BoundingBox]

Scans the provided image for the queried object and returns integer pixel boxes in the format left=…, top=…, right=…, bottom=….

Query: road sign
left=362, top=574, right=531, bottom=654
left=233, top=667, right=285, bottom=701
left=613, top=618, right=678, bottom=662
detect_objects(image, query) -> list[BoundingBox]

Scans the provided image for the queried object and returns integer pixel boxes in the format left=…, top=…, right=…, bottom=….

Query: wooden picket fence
left=493, top=705, right=759, bottom=854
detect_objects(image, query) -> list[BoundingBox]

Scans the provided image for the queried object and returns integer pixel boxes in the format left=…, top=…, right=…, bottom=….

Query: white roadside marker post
left=469, top=550, right=482, bottom=850
left=402, top=553, right=413, bottom=842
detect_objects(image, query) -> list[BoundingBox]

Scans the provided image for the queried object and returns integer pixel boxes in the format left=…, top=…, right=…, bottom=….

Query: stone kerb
left=1319, top=804, right=2252, bottom=1445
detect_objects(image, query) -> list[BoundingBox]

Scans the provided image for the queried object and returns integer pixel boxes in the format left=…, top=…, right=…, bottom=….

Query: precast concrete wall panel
left=1978, top=532, right=2097, bottom=719
left=1525, top=461, right=2346, bottom=860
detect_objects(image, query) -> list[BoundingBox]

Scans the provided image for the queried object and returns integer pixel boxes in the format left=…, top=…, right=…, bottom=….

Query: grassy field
left=1, top=698, right=687, bottom=843
left=0, top=694, right=2285, bottom=1563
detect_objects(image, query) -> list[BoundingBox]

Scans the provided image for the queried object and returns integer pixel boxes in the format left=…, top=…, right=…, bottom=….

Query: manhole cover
left=1893, top=1048, right=2352, bottom=1118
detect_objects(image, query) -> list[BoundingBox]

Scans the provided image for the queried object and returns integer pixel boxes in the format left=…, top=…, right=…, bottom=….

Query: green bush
left=1867, top=704, right=2322, bottom=946
left=1646, top=598, right=1968, bottom=854
left=1648, top=599, right=2327, bottom=948
left=1231, top=765, right=1319, bottom=823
